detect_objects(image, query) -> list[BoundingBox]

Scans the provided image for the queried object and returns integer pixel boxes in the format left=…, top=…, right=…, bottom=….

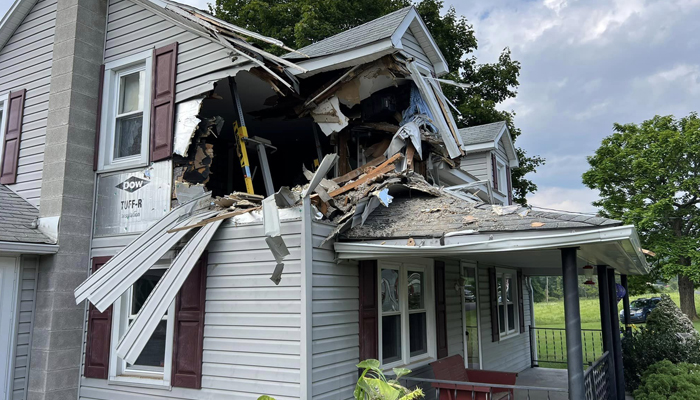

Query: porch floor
left=515, top=368, right=567, bottom=400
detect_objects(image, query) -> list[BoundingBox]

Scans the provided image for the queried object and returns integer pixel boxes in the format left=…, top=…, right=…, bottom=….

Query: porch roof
left=336, top=195, right=648, bottom=276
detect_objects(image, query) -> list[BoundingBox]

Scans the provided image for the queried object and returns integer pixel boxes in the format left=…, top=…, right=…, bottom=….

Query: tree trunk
left=678, top=274, right=698, bottom=321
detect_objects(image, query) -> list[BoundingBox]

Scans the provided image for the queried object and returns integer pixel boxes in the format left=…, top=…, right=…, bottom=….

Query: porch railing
left=400, top=376, right=569, bottom=400
left=530, top=326, right=603, bottom=368
left=583, top=351, right=613, bottom=400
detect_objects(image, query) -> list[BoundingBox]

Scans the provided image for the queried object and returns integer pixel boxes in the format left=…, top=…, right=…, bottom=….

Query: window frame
left=0, top=93, right=7, bottom=169
left=378, top=259, right=437, bottom=369
left=496, top=268, right=519, bottom=339
left=496, top=159, right=507, bottom=194
left=97, top=50, right=153, bottom=172
left=108, top=263, right=174, bottom=387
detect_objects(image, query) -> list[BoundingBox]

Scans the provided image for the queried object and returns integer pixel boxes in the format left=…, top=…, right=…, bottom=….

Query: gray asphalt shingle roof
left=343, top=194, right=620, bottom=239
left=0, top=185, right=52, bottom=244
left=284, top=6, right=413, bottom=59
left=459, top=121, right=506, bottom=146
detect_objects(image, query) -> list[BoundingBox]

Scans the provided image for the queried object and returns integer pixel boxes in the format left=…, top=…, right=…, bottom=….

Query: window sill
left=97, top=160, right=151, bottom=175
left=108, top=375, right=171, bottom=391
left=499, top=331, right=523, bottom=342
left=382, top=356, right=436, bottom=376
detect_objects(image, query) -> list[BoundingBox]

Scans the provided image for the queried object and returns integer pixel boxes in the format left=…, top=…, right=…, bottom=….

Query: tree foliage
left=582, top=114, right=700, bottom=319
left=211, top=0, right=544, bottom=205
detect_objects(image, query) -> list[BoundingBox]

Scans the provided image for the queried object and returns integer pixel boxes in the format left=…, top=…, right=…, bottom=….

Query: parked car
left=620, top=297, right=662, bottom=323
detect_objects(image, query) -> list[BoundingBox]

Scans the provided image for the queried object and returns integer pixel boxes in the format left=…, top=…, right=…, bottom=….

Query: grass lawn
left=531, top=292, right=700, bottom=368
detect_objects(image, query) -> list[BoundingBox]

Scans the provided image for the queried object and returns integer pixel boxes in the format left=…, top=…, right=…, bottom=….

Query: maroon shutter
left=489, top=267, right=500, bottom=342
left=84, top=256, right=113, bottom=379
left=517, top=270, right=525, bottom=334
left=172, top=252, right=207, bottom=389
left=434, top=260, right=448, bottom=359
left=93, top=65, right=106, bottom=171
left=358, top=260, right=378, bottom=361
left=0, top=89, right=26, bottom=184
left=506, top=166, right=513, bottom=205
left=150, top=42, right=178, bottom=162
left=491, top=153, right=498, bottom=191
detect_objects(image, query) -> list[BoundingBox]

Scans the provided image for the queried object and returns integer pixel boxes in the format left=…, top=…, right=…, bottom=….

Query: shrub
left=354, top=359, right=424, bottom=400
left=633, top=360, right=700, bottom=400
left=622, top=295, right=700, bottom=390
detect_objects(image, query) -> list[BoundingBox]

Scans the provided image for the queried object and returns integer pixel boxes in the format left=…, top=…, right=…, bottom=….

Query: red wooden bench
left=429, top=355, right=518, bottom=400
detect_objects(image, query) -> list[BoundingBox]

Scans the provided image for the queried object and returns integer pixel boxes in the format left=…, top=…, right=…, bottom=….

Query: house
left=0, top=1, right=647, bottom=400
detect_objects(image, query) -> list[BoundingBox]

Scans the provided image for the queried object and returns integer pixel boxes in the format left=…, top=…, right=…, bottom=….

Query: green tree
left=582, top=114, right=700, bottom=320
left=211, top=0, right=544, bottom=205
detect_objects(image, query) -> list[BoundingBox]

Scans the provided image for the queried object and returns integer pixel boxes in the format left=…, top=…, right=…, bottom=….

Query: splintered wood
left=328, top=153, right=402, bottom=198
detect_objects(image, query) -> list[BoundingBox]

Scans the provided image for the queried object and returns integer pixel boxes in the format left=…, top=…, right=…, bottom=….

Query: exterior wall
left=496, top=139, right=509, bottom=163
left=0, top=0, right=58, bottom=207
left=105, top=0, right=245, bottom=102
left=459, top=151, right=489, bottom=183
left=79, top=219, right=304, bottom=400
left=310, top=222, right=359, bottom=400
left=11, top=256, right=39, bottom=400
left=401, top=28, right=433, bottom=71
left=477, top=265, right=531, bottom=372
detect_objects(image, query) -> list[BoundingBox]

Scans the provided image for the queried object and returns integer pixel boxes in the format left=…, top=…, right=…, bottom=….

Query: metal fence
left=583, top=351, right=613, bottom=400
left=401, top=376, right=569, bottom=400
left=530, top=327, right=604, bottom=368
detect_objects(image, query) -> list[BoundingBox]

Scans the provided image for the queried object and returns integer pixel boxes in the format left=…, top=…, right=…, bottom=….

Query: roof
left=459, top=121, right=506, bottom=146
left=288, top=7, right=413, bottom=59
left=0, top=185, right=52, bottom=244
left=343, top=194, right=620, bottom=239
left=0, top=0, right=38, bottom=52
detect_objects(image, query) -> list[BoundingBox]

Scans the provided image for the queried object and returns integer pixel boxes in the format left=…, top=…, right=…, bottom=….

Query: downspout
left=300, top=196, right=313, bottom=399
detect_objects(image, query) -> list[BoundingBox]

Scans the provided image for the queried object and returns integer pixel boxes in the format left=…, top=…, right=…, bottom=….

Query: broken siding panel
left=401, top=29, right=433, bottom=70
left=459, top=151, right=489, bottom=182
left=311, top=222, right=358, bottom=400
left=0, top=0, right=57, bottom=207
left=104, top=0, right=240, bottom=103
left=80, top=219, right=304, bottom=400
left=12, top=257, right=38, bottom=400
left=477, top=265, right=530, bottom=373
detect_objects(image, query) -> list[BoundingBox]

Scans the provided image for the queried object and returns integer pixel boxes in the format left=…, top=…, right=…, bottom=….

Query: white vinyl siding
left=459, top=151, right=489, bottom=182
left=311, top=222, right=358, bottom=400
left=0, top=0, right=58, bottom=207
left=11, top=256, right=38, bottom=400
left=105, top=0, right=248, bottom=103
left=401, top=28, right=433, bottom=71
left=80, top=218, right=304, bottom=400
left=477, top=265, right=531, bottom=372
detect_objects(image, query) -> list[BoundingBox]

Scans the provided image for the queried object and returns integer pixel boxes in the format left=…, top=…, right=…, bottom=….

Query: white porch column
left=561, top=247, right=585, bottom=400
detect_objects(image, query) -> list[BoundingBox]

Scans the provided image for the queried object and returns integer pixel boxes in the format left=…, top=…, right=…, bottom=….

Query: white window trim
left=0, top=93, right=8, bottom=169
left=496, top=268, right=519, bottom=340
left=378, top=259, right=436, bottom=369
left=108, top=264, right=174, bottom=388
left=97, top=50, right=152, bottom=172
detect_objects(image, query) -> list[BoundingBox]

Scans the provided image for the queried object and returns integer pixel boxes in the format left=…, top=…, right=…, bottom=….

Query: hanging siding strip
left=1, top=90, right=26, bottom=184
left=117, top=220, right=222, bottom=365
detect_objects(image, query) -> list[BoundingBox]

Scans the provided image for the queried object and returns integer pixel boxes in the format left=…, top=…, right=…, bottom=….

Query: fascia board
left=0, top=0, right=36, bottom=53
left=0, top=241, right=58, bottom=255
left=462, top=143, right=496, bottom=153
left=335, top=225, right=644, bottom=271
left=291, top=39, right=396, bottom=77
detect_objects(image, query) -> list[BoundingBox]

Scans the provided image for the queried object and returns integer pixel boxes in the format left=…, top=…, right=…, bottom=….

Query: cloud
left=528, top=187, right=601, bottom=214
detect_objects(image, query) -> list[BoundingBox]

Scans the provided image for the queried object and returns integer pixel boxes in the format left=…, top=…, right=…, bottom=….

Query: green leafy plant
left=633, top=360, right=700, bottom=400
left=622, top=295, right=700, bottom=390
left=354, top=359, right=425, bottom=400
left=257, top=396, right=276, bottom=400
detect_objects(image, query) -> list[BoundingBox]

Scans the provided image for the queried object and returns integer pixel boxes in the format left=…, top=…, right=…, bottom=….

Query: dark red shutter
left=517, top=270, right=525, bottom=334
left=489, top=267, right=499, bottom=342
left=434, top=260, right=448, bottom=359
left=491, top=153, right=498, bottom=191
left=358, top=260, right=378, bottom=361
left=93, top=65, right=106, bottom=171
left=506, top=166, right=513, bottom=205
left=150, top=42, right=178, bottom=162
left=172, top=252, right=207, bottom=389
left=0, top=89, right=26, bottom=184
left=84, top=256, right=113, bottom=379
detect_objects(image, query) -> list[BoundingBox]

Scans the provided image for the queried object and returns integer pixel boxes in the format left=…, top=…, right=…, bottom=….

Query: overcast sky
left=2, top=0, right=699, bottom=212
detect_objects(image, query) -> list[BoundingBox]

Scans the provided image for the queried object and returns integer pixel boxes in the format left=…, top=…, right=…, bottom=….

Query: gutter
left=0, top=241, right=59, bottom=255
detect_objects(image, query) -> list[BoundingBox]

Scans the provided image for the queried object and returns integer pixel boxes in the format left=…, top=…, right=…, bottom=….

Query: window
left=110, top=265, right=174, bottom=385
left=379, top=260, right=436, bottom=367
left=496, top=269, right=518, bottom=338
left=496, top=161, right=506, bottom=193
left=98, top=51, right=152, bottom=171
